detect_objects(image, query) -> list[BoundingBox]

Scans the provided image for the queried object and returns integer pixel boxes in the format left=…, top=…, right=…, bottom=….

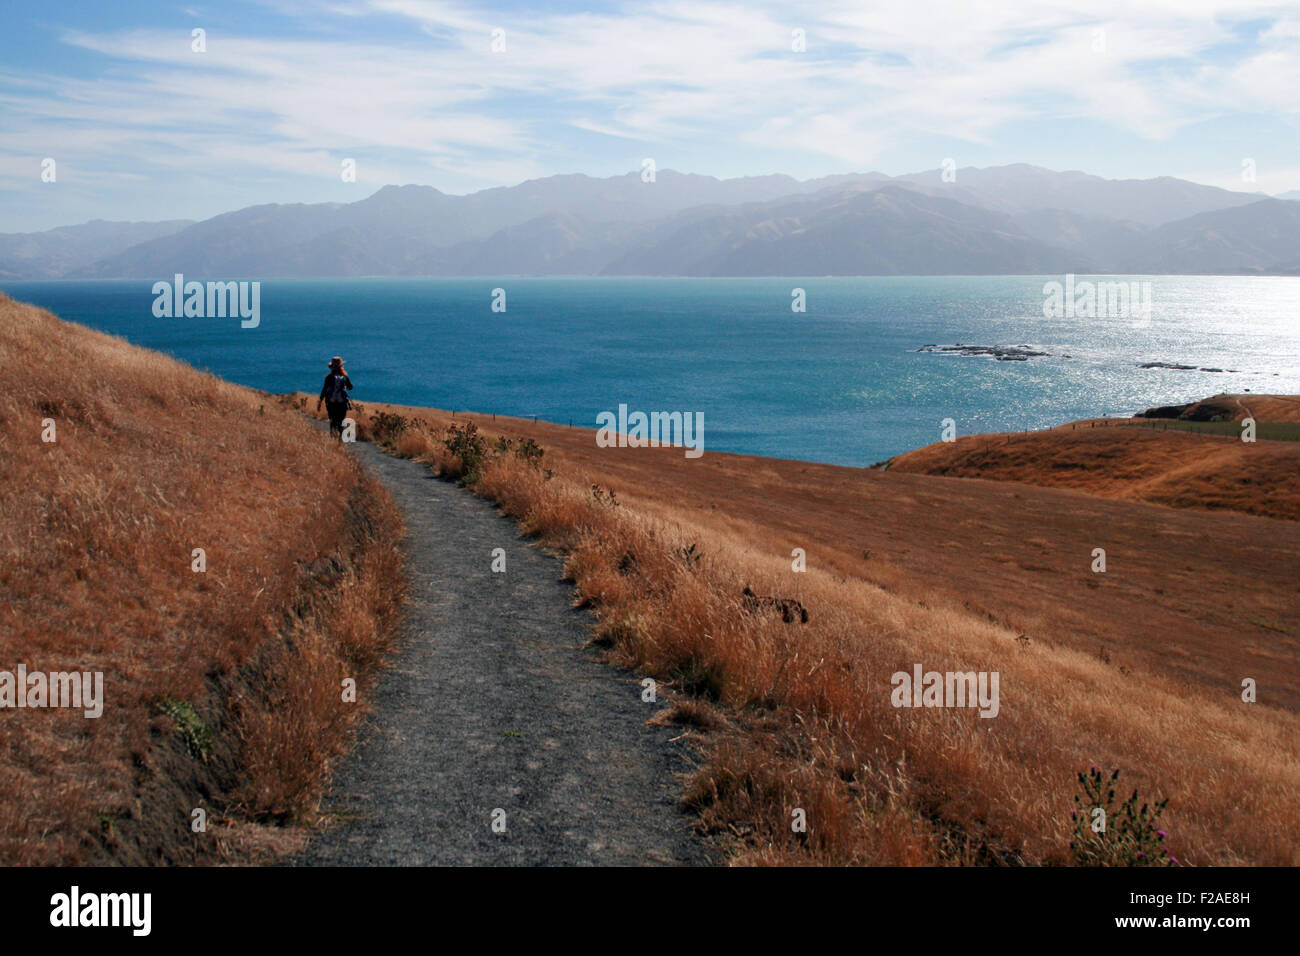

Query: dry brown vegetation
left=0, top=296, right=404, bottom=864
left=1152, top=393, right=1300, bottom=424
left=318, top=397, right=1300, bottom=866
left=889, top=394, right=1300, bottom=520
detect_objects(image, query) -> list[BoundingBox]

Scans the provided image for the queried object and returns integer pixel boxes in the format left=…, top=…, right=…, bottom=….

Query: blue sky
left=2, top=0, right=1298, bottom=231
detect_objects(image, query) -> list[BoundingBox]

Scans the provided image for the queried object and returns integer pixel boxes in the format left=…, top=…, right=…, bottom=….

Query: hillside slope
left=887, top=395, right=1300, bottom=520
left=0, top=295, right=404, bottom=864
left=307, top=396, right=1300, bottom=865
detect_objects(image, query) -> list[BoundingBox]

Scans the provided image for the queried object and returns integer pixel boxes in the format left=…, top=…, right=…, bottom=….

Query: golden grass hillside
left=1142, top=393, right=1300, bottom=424
left=314, top=397, right=1300, bottom=866
left=0, top=296, right=404, bottom=865
left=888, top=395, right=1300, bottom=520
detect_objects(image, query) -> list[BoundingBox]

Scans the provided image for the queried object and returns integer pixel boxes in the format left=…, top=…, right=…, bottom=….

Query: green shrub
left=1070, top=766, right=1174, bottom=866
left=157, top=696, right=213, bottom=763
left=444, top=422, right=487, bottom=483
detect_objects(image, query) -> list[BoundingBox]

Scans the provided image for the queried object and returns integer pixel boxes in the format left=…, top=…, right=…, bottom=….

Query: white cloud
left=1, top=0, right=1299, bottom=226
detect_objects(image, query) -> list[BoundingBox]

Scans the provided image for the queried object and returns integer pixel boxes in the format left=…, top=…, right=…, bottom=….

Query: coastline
left=5, top=288, right=1296, bottom=866
left=285, top=388, right=1300, bottom=473
left=296, top=388, right=1300, bottom=865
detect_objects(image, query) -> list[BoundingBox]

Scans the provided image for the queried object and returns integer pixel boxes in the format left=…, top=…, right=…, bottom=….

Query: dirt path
left=293, top=440, right=706, bottom=866
left=330, top=401, right=1300, bottom=712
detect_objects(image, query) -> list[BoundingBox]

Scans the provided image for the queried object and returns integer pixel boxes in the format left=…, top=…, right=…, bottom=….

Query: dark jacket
left=320, top=372, right=353, bottom=406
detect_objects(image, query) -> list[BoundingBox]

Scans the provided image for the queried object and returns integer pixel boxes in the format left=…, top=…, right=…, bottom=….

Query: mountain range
left=3, top=165, right=1298, bottom=279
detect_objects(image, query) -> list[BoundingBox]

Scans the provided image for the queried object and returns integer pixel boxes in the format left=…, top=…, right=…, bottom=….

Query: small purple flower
left=1169, top=856, right=1178, bottom=864
left=1156, top=830, right=1166, bottom=838
left=1136, top=851, right=1145, bottom=858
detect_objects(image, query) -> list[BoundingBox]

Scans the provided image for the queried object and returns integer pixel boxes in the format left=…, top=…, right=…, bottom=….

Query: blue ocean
left=4, top=276, right=1298, bottom=465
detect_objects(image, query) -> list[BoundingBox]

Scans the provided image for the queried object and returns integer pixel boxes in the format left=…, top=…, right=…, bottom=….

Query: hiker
left=318, top=355, right=353, bottom=439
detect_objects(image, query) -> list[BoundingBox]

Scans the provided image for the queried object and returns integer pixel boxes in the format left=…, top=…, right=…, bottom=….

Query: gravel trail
left=294, top=440, right=705, bottom=866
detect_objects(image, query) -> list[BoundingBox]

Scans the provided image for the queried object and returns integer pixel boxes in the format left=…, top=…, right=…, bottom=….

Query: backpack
left=325, top=373, right=349, bottom=404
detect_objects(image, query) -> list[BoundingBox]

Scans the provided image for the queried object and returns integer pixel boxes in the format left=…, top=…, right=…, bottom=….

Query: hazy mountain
left=1008, top=198, right=1300, bottom=273
left=1011, top=207, right=1151, bottom=264
left=894, top=164, right=1259, bottom=226
left=600, top=186, right=1092, bottom=276
left=406, top=211, right=642, bottom=276
left=77, top=170, right=891, bottom=278
left=1128, top=198, right=1300, bottom=274
left=80, top=202, right=346, bottom=278
left=3, top=164, right=1293, bottom=278
left=443, top=169, right=891, bottom=234
left=0, top=219, right=193, bottom=279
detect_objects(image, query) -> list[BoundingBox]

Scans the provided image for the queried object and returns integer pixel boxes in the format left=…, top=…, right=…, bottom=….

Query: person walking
left=318, top=355, right=354, bottom=440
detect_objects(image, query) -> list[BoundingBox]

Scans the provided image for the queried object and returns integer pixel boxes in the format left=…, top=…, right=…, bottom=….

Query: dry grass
left=1145, top=393, right=1300, bottom=424
left=0, top=295, right=404, bottom=864
left=327, top=398, right=1300, bottom=866
left=889, top=399, right=1300, bottom=521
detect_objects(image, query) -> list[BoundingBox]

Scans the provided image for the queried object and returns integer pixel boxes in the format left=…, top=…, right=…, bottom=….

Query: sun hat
left=329, top=356, right=344, bottom=368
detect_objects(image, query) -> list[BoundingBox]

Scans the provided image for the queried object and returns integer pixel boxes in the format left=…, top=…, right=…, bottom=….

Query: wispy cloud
left=1, top=0, right=1297, bottom=229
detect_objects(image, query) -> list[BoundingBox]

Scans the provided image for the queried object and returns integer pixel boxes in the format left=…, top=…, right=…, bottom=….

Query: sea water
left=4, top=275, right=1297, bottom=465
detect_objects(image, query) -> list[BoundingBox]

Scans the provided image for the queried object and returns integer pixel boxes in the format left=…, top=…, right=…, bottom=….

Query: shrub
left=493, top=435, right=544, bottom=468
left=443, top=422, right=487, bottom=483
left=156, top=696, right=213, bottom=763
left=513, top=437, right=544, bottom=468
left=370, top=411, right=410, bottom=446
left=1070, top=766, right=1175, bottom=866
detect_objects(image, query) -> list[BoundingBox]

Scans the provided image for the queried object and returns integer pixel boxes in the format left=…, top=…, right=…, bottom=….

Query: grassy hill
left=0, top=295, right=404, bottom=864
left=306, top=396, right=1300, bottom=866
left=886, top=394, right=1300, bottom=520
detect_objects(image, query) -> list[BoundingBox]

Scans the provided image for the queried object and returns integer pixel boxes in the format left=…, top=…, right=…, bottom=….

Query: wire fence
left=970, top=416, right=1300, bottom=447
left=1108, top=419, right=1300, bottom=442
